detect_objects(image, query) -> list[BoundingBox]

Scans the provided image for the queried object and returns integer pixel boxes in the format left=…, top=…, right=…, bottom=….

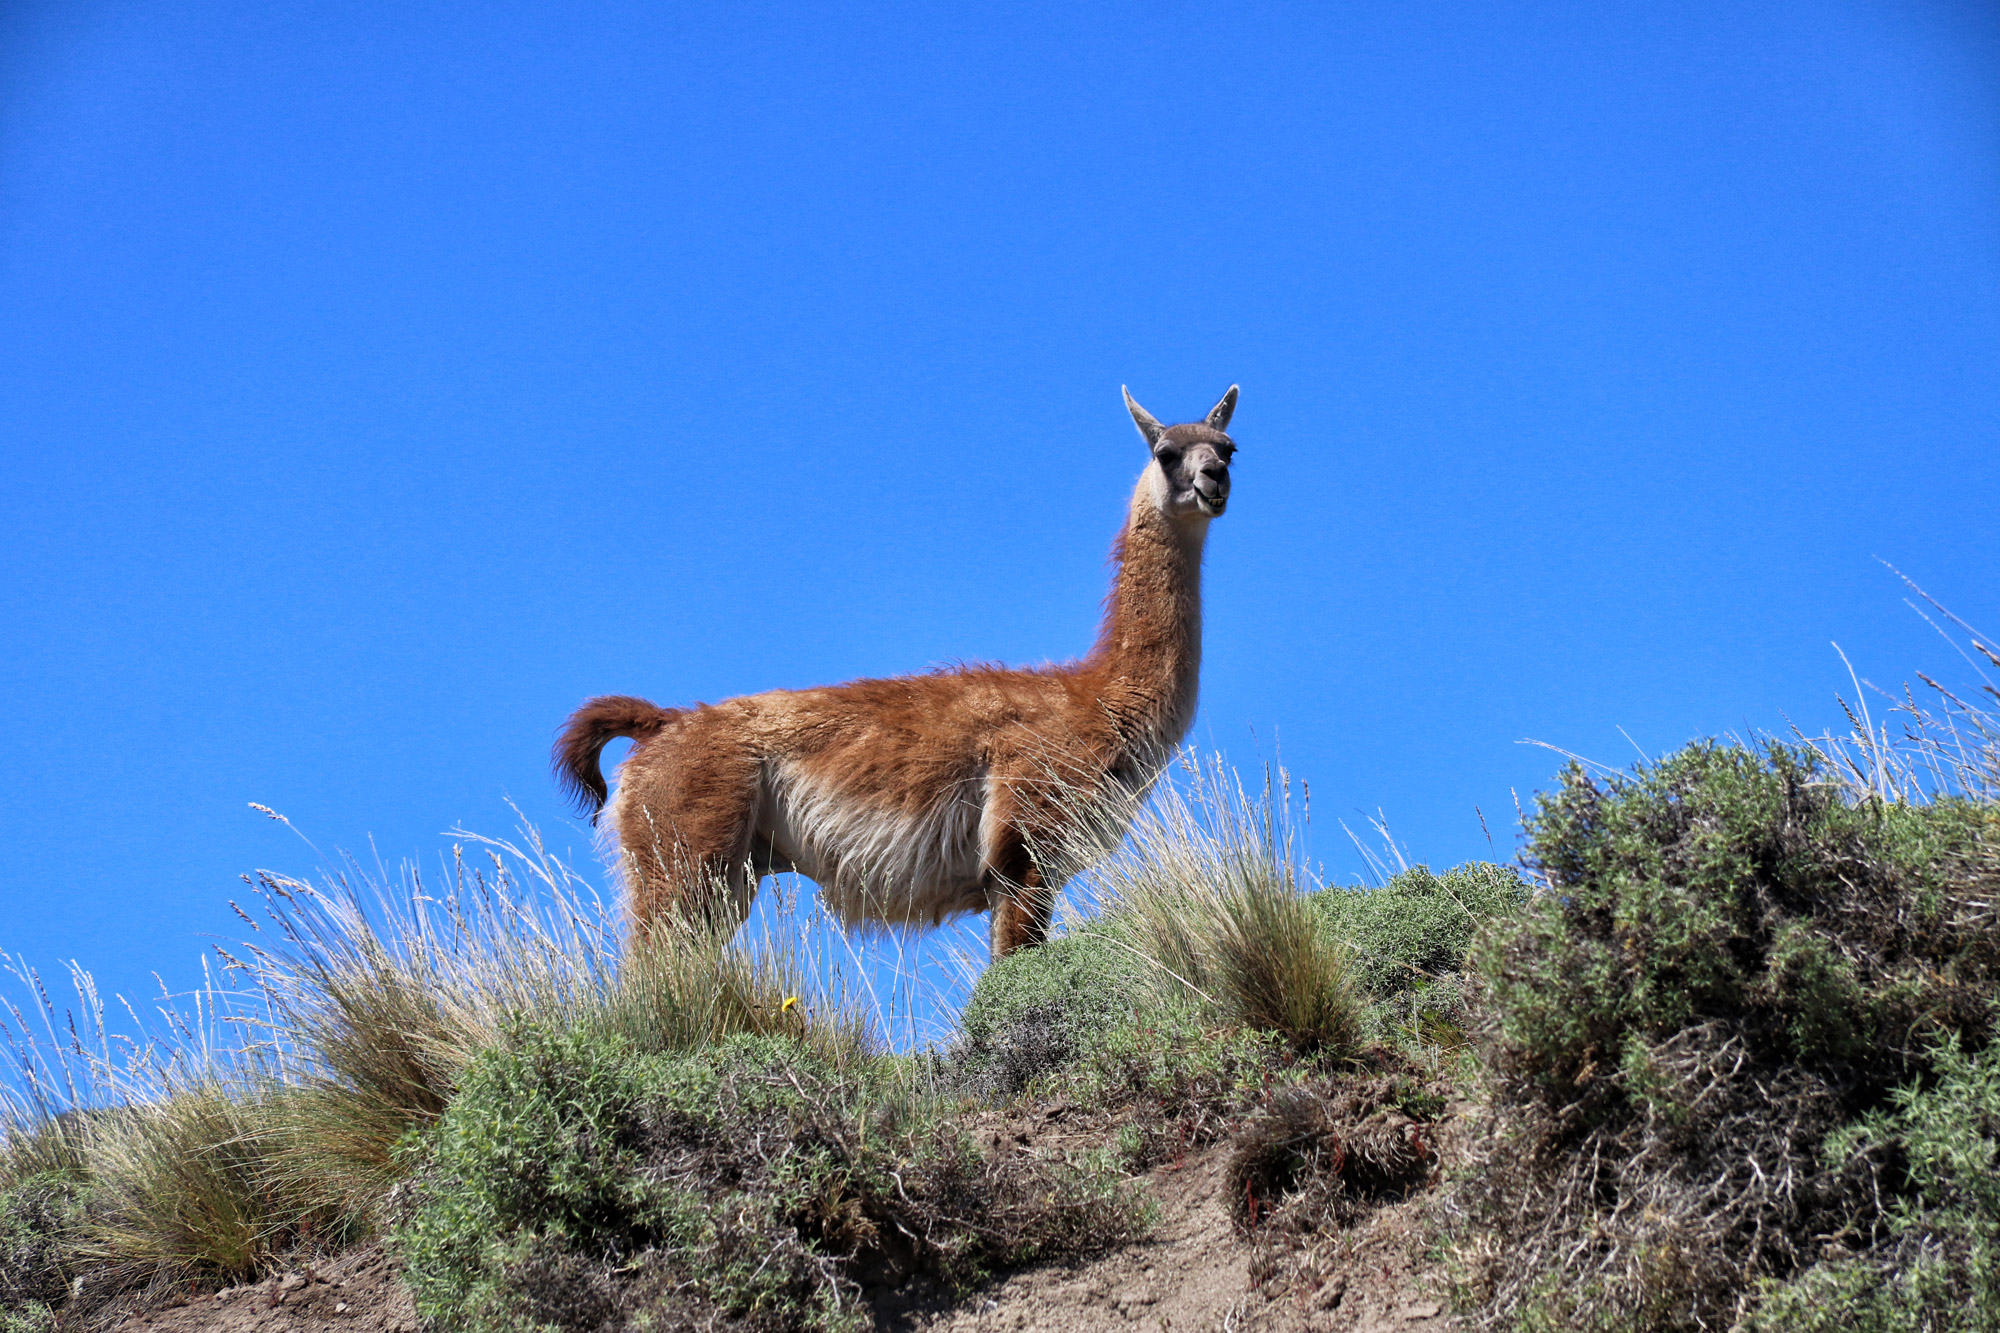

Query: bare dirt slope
left=911, top=1143, right=1452, bottom=1333
left=92, top=1246, right=414, bottom=1333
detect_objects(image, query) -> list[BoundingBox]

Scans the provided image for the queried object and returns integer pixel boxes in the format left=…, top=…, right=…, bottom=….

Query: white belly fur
left=761, top=761, right=991, bottom=927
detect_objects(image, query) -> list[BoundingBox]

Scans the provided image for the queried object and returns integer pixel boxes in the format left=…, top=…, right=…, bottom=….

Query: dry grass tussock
left=1051, top=753, right=1369, bottom=1058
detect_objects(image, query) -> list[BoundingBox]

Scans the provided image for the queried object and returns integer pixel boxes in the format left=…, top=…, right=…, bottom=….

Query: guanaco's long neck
left=1085, top=483, right=1209, bottom=752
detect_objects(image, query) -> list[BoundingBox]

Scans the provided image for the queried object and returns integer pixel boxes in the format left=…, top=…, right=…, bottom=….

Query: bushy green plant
left=1314, top=863, right=1529, bottom=994
left=953, top=929, right=1147, bottom=1098
left=1451, top=741, right=2000, bottom=1331
left=1745, top=1028, right=2000, bottom=1331
left=1312, top=862, right=1530, bottom=1047
left=0, top=1171, right=79, bottom=1331
left=396, top=1023, right=1149, bottom=1333
left=1487, top=743, right=1998, bottom=1119
left=1039, top=1007, right=1295, bottom=1169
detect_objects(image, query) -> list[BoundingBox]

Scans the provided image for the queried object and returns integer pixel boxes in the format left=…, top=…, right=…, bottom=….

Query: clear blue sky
left=3, top=1, right=1997, bottom=1032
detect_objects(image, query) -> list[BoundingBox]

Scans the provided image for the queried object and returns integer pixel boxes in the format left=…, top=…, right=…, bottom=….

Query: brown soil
left=88, top=1246, right=415, bottom=1333
left=909, top=1142, right=1454, bottom=1333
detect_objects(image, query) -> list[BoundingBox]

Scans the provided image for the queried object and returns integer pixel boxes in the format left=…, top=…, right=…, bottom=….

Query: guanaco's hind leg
left=981, top=776, right=1061, bottom=959
left=987, top=855, right=1055, bottom=958
left=611, top=721, right=764, bottom=943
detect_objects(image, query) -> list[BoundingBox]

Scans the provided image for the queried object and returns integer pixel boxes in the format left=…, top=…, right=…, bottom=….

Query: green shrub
left=0, top=1290, right=54, bottom=1329
left=1451, top=741, right=2000, bottom=1331
left=1745, top=1027, right=2000, bottom=1331
left=1039, top=1008, right=1295, bottom=1170
left=0, top=1171, right=78, bottom=1330
left=954, top=929, right=1147, bottom=1098
left=1311, top=862, right=1530, bottom=1047
left=396, top=1023, right=1150, bottom=1333
left=1487, top=743, right=1998, bottom=1119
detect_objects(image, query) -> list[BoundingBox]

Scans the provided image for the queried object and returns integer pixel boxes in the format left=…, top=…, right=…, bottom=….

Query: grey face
left=1122, top=385, right=1239, bottom=522
left=1152, top=424, right=1235, bottom=519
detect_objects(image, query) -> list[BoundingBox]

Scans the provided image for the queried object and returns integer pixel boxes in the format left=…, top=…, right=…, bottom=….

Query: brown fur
left=556, top=386, right=1239, bottom=961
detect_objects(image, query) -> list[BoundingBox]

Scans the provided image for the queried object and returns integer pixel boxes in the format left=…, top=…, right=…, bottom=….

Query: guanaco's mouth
left=1193, top=492, right=1227, bottom=516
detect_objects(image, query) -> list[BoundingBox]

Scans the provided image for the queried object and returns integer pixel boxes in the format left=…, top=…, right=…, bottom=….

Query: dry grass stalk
left=1797, top=571, right=2000, bottom=805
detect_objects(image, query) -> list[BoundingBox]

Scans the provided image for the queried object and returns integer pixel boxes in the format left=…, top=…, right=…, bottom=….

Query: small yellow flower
left=781, top=996, right=800, bottom=1013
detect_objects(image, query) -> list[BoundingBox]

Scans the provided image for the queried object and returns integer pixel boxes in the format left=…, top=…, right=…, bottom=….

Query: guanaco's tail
left=553, top=695, right=679, bottom=819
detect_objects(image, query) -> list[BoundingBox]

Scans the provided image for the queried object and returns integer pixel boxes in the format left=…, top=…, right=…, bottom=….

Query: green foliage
left=1062, top=1008, right=1287, bottom=1111
left=397, top=1025, right=847, bottom=1333
left=1315, top=863, right=1530, bottom=998
left=396, top=1023, right=1150, bottom=1333
left=0, top=1172, right=79, bottom=1330
left=1453, top=740, right=2000, bottom=1331
left=1311, top=862, right=1531, bottom=1048
left=1745, top=1029, right=2000, bottom=1332
left=1038, top=1007, right=1297, bottom=1169
left=1484, top=743, right=1998, bottom=1121
left=954, top=929, right=1147, bottom=1098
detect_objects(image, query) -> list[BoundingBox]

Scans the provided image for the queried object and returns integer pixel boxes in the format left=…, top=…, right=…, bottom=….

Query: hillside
left=6, top=681, right=2000, bottom=1332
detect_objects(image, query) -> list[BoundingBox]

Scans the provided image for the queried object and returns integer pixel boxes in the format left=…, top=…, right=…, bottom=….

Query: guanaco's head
left=1123, top=384, right=1238, bottom=522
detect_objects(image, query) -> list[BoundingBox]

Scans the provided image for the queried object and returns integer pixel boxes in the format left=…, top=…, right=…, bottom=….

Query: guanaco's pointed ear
left=1123, top=385, right=1166, bottom=447
left=1206, top=385, right=1239, bottom=432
